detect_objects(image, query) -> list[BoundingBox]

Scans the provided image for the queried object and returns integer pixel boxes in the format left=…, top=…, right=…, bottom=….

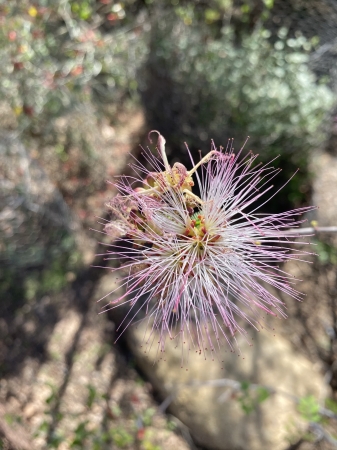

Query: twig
left=309, top=422, right=337, bottom=448
left=283, top=226, right=337, bottom=236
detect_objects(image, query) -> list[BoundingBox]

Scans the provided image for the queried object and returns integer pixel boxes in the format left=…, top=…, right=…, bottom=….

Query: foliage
left=237, top=381, right=270, bottom=415
left=314, top=237, right=337, bottom=265
left=298, top=395, right=322, bottom=423
left=143, top=18, right=334, bottom=149
left=0, top=0, right=148, bottom=131
left=142, top=408, right=156, bottom=427
left=32, top=382, right=171, bottom=449
left=110, top=427, right=134, bottom=448
left=325, top=398, right=337, bottom=415
left=1, top=0, right=335, bottom=211
left=233, top=382, right=337, bottom=445
left=86, top=384, right=97, bottom=409
left=141, top=14, right=334, bottom=208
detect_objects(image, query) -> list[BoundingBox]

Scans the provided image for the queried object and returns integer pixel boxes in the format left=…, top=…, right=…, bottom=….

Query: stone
left=128, top=324, right=323, bottom=450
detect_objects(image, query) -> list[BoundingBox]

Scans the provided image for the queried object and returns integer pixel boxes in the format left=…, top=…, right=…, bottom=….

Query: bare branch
left=284, top=226, right=337, bottom=236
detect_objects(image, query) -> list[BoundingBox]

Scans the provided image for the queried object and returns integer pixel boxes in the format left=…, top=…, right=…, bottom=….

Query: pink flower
left=98, top=132, right=314, bottom=363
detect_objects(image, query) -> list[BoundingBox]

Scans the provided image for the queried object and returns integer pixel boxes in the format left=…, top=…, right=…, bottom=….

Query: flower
left=99, top=131, right=313, bottom=363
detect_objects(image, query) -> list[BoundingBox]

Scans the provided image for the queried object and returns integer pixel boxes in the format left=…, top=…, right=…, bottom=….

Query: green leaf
left=110, top=427, right=134, bottom=448
left=298, top=396, right=322, bottom=423
left=86, top=384, right=97, bottom=409
left=325, top=398, right=337, bottom=414
left=240, top=380, right=250, bottom=391
left=263, top=0, right=274, bottom=9
left=256, top=387, right=270, bottom=403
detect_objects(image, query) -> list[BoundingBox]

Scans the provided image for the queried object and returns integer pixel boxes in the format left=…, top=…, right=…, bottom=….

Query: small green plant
left=142, top=440, right=161, bottom=450
left=86, top=384, right=97, bottom=409
left=70, top=421, right=92, bottom=448
left=166, top=419, right=177, bottom=431
left=110, top=427, right=134, bottom=448
left=4, top=413, right=22, bottom=425
left=325, top=398, right=337, bottom=414
left=0, top=0, right=147, bottom=131
left=298, top=396, right=322, bottom=423
left=314, top=239, right=337, bottom=265
left=92, top=433, right=111, bottom=450
left=35, top=420, right=49, bottom=435
left=142, top=408, right=156, bottom=427
left=45, top=383, right=58, bottom=408
left=110, top=404, right=122, bottom=417
left=48, top=432, right=65, bottom=449
left=237, top=381, right=270, bottom=415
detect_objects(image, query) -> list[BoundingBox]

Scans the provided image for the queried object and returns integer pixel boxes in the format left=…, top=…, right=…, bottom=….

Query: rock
left=128, top=323, right=323, bottom=450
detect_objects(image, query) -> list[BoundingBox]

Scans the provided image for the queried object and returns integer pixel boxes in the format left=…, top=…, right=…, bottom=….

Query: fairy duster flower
left=99, top=131, right=313, bottom=362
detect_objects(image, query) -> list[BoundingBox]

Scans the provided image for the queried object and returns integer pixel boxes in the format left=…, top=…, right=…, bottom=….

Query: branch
left=283, top=226, right=337, bottom=236
left=309, top=422, right=337, bottom=448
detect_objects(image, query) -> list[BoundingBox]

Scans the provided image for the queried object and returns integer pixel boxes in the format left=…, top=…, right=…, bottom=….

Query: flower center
left=186, top=213, right=207, bottom=239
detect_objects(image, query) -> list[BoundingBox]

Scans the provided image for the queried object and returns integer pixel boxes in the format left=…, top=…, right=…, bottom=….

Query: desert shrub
left=0, top=0, right=148, bottom=132
left=140, top=13, right=335, bottom=208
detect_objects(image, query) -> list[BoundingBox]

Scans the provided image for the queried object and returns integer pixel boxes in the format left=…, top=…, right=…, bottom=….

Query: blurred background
left=1, top=1, right=337, bottom=449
